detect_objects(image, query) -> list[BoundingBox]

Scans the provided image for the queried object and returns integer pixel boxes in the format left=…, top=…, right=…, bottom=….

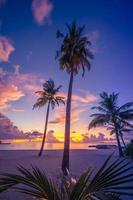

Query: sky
left=0, top=0, right=133, bottom=142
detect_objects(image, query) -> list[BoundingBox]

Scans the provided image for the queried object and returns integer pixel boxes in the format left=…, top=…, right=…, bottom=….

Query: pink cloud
left=49, top=107, right=86, bottom=125
left=0, top=66, right=41, bottom=110
left=0, top=80, right=24, bottom=109
left=32, top=0, right=53, bottom=25
left=0, top=36, right=15, bottom=62
left=49, top=91, right=97, bottom=125
left=59, top=91, right=97, bottom=107
left=8, top=108, right=25, bottom=112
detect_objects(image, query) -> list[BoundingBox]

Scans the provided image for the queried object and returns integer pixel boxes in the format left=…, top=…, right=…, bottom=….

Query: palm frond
left=89, top=115, right=109, bottom=129
left=0, top=166, right=61, bottom=200
left=33, top=79, right=64, bottom=110
left=33, top=97, right=48, bottom=109
left=0, top=156, right=133, bottom=199
left=56, top=21, right=93, bottom=76
left=73, top=156, right=133, bottom=199
left=118, top=102, right=133, bottom=112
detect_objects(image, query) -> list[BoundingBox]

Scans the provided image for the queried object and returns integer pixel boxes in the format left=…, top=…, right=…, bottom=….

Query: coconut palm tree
left=107, top=121, right=133, bottom=147
left=0, top=155, right=133, bottom=199
left=33, top=79, right=65, bottom=157
left=56, top=22, right=93, bottom=173
left=89, top=92, right=133, bottom=157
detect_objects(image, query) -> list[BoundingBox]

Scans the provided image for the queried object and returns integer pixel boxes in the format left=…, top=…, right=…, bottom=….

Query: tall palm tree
left=89, top=92, right=133, bottom=157
left=107, top=121, right=133, bottom=147
left=0, top=155, right=133, bottom=199
left=56, top=22, right=93, bottom=173
left=33, top=79, right=65, bottom=157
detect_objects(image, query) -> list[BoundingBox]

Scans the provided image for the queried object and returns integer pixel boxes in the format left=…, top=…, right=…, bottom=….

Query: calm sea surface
left=0, top=140, right=115, bottom=150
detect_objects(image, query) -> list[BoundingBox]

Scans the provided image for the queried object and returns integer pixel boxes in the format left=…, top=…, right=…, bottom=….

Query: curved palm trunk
left=38, top=101, right=50, bottom=157
left=115, top=128, right=123, bottom=157
left=62, top=73, right=74, bottom=174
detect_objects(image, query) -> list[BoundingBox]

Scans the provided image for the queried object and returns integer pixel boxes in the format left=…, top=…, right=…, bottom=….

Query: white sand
left=0, top=149, right=132, bottom=200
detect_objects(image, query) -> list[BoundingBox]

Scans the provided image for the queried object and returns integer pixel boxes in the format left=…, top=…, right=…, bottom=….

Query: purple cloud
left=0, top=36, right=15, bottom=62
left=32, top=0, right=53, bottom=25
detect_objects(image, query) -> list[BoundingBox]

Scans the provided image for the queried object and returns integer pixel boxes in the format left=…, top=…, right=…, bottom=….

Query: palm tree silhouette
left=89, top=91, right=133, bottom=157
left=107, top=120, right=133, bottom=147
left=56, top=22, right=93, bottom=173
left=33, top=79, right=65, bottom=157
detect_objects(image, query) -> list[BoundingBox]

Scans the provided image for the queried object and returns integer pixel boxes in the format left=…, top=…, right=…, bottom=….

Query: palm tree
left=0, top=155, right=133, bottom=199
left=56, top=22, right=93, bottom=173
left=89, top=92, right=133, bottom=157
left=107, top=121, right=133, bottom=147
left=33, top=79, right=65, bottom=157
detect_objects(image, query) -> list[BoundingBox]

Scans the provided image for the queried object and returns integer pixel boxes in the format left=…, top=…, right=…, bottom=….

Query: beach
left=0, top=149, right=132, bottom=200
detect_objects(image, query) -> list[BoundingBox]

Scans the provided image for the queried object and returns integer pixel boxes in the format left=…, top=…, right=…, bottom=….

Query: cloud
left=8, top=108, right=25, bottom=112
left=0, top=112, right=131, bottom=143
left=25, top=131, right=43, bottom=138
left=46, top=130, right=60, bottom=143
left=0, top=0, right=6, bottom=7
left=81, top=132, right=107, bottom=143
left=49, top=108, right=83, bottom=125
left=49, top=92, right=97, bottom=125
left=0, top=80, right=24, bottom=109
left=59, top=91, right=97, bottom=107
left=0, top=36, right=15, bottom=62
left=87, top=31, right=99, bottom=53
left=0, top=67, right=6, bottom=77
left=32, top=0, right=53, bottom=25
left=0, top=66, right=41, bottom=110
left=0, top=112, right=25, bottom=139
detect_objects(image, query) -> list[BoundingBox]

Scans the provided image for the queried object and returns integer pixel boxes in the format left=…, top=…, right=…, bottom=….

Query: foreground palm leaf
left=0, top=156, right=133, bottom=200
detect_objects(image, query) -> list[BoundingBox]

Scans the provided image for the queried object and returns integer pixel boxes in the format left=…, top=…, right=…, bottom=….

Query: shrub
left=124, top=140, right=133, bottom=159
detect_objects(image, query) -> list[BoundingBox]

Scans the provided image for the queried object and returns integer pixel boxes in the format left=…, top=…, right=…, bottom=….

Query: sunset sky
left=0, top=0, right=133, bottom=142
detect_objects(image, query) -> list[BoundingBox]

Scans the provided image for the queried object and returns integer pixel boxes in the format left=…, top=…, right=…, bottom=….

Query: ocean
left=0, top=139, right=115, bottom=150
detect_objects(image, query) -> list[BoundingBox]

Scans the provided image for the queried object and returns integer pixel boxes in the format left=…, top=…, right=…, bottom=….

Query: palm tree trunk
left=62, top=72, right=74, bottom=174
left=115, top=128, right=123, bottom=157
left=38, top=101, right=50, bottom=157
left=120, top=133, right=126, bottom=147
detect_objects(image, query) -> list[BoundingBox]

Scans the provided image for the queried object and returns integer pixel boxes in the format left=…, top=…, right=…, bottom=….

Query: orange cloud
left=9, top=108, right=25, bottom=112
left=32, top=0, right=53, bottom=25
left=49, top=106, right=90, bottom=125
left=0, top=36, right=15, bottom=62
left=0, top=66, right=41, bottom=110
left=0, top=81, right=24, bottom=109
left=49, top=92, right=97, bottom=125
left=59, top=91, right=97, bottom=107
